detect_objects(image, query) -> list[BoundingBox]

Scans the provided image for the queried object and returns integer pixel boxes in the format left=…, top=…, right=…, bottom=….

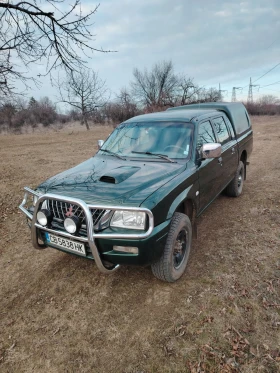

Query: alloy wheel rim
left=173, top=229, right=188, bottom=269
left=238, top=171, right=243, bottom=188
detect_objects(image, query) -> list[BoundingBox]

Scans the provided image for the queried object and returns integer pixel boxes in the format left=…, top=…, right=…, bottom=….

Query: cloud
left=215, top=10, right=231, bottom=17
left=15, top=0, right=280, bottom=100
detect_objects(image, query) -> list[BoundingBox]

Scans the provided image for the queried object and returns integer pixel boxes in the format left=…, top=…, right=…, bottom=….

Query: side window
left=212, top=117, right=230, bottom=145
left=224, top=116, right=235, bottom=138
left=197, top=121, right=216, bottom=150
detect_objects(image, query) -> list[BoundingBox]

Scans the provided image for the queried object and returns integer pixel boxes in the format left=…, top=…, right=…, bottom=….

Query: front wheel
left=151, top=212, right=192, bottom=282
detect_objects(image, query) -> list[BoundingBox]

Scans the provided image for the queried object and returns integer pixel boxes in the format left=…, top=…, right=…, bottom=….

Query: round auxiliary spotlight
left=37, top=209, right=53, bottom=226
left=64, top=216, right=81, bottom=234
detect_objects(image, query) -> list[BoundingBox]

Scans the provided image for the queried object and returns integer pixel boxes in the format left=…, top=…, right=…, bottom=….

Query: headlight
left=110, top=210, right=146, bottom=230
left=64, top=216, right=81, bottom=234
left=37, top=209, right=52, bottom=226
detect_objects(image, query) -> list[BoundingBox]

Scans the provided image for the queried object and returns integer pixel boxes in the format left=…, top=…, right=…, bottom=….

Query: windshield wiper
left=131, top=151, right=176, bottom=163
left=100, top=149, right=126, bottom=160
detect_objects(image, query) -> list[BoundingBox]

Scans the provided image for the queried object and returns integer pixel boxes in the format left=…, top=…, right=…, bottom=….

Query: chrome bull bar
left=19, top=187, right=154, bottom=274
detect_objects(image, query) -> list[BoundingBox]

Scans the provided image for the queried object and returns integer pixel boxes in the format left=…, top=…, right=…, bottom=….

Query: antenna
left=247, top=78, right=260, bottom=103
left=231, top=87, right=243, bottom=102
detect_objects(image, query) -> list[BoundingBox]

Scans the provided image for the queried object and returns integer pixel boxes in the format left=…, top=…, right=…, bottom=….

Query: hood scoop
left=99, top=166, right=141, bottom=184
left=100, top=175, right=116, bottom=184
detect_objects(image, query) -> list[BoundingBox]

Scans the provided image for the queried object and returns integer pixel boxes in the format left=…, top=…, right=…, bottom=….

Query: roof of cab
left=123, top=108, right=219, bottom=123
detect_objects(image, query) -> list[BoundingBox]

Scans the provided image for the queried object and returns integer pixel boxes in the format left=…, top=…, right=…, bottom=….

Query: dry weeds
left=0, top=118, right=279, bottom=373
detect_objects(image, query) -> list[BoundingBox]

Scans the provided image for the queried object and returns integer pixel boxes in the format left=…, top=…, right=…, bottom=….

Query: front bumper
left=19, top=187, right=157, bottom=273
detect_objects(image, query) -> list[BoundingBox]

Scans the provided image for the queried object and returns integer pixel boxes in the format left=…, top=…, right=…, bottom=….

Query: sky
left=18, top=0, right=280, bottom=105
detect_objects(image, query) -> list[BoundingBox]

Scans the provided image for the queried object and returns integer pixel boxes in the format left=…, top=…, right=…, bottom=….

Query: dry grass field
left=0, top=117, right=279, bottom=373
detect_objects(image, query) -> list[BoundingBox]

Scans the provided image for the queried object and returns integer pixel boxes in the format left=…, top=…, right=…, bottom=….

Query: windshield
left=99, top=121, right=194, bottom=160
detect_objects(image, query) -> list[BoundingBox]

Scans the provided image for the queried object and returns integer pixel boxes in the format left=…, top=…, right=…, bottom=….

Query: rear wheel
left=151, top=212, right=192, bottom=282
left=225, top=161, right=244, bottom=197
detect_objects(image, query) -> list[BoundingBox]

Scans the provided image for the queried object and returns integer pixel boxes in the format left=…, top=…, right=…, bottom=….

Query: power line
left=264, top=88, right=280, bottom=93
left=264, top=37, right=279, bottom=50
left=242, top=62, right=280, bottom=89
left=260, top=80, right=280, bottom=88
left=238, top=32, right=280, bottom=89
left=252, top=62, right=280, bottom=83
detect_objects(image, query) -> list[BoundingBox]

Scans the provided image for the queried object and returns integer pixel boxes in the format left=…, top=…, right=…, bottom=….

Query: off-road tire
left=151, top=212, right=192, bottom=282
left=225, top=161, right=245, bottom=197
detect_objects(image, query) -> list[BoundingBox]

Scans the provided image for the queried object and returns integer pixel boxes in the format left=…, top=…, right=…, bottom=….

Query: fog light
left=64, top=216, right=81, bottom=234
left=113, top=246, right=138, bottom=254
left=37, top=209, right=52, bottom=226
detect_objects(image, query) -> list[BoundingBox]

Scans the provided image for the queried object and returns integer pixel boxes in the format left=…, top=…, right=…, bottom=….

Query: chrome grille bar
left=45, top=199, right=105, bottom=228
left=60, top=201, right=64, bottom=220
left=55, top=200, right=61, bottom=220
left=93, top=209, right=105, bottom=225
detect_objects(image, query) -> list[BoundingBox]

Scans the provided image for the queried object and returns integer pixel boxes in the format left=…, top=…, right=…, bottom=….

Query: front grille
left=47, top=199, right=105, bottom=227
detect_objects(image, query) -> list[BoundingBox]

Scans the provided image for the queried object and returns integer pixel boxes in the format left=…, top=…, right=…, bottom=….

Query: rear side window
left=197, top=121, right=216, bottom=149
left=224, top=116, right=235, bottom=138
left=212, top=117, right=230, bottom=145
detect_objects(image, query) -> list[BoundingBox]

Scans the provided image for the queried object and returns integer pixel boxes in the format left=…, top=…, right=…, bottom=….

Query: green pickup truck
left=19, top=102, right=253, bottom=282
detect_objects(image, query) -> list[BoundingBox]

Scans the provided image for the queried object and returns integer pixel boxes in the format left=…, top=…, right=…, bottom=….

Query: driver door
left=197, top=120, right=223, bottom=214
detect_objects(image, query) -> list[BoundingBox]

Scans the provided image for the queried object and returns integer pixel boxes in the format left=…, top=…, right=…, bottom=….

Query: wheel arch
left=167, top=186, right=198, bottom=238
left=175, top=199, right=196, bottom=222
left=167, top=185, right=198, bottom=221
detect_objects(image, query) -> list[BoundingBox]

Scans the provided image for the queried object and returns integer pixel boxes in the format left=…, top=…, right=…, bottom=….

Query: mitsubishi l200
left=19, top=102, right=253, bottom=282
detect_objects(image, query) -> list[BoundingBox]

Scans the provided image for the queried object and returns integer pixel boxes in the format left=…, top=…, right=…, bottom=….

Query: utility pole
left=247, top=77, right=259, bottom=103
left=218, top=83, right=227, bottom=101
left=231, top=87, right=242, bottom=102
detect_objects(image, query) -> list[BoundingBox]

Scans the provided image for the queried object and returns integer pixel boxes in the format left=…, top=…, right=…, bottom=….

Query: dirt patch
left=0, top=118, right=279, bottom=372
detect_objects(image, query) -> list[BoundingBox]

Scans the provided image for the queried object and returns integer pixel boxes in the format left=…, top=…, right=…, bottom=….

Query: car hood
left=37, top=155, right=187, bottom=206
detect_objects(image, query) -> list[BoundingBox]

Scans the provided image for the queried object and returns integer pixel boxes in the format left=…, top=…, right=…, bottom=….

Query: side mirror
left=98, top=140, right=104, bottom=149
left=200, top=143, right=221, bottom=159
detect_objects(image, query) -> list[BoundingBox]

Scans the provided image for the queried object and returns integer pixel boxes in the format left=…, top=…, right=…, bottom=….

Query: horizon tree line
left=0, top=60, right=279, bottom=133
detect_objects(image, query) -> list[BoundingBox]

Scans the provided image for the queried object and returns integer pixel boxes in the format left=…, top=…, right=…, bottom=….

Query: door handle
left=231, top=147, right=235, bottom=154
left=218, top=157, right=223, bottom=166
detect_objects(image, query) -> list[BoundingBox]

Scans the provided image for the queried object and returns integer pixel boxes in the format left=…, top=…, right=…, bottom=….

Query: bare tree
left=257, top=94, right=280, bottom=105
left=246, top=94, right=280, bottom=115
left=196, top=87, right=220, bottom=103
left=116, top=88, right=139, bottom=119
left=58, top=69, right=108, bottom=130
left=176, top=75, right=201, bottom=105
left=0, top=1, right=109, bottom=96
left=130, top=60, right=220, bottom=110
left=0, top=102, right=16, bottom=128
left=104, top=88, right=139, bottom=124
left=131, top=60, right=178, bottom=109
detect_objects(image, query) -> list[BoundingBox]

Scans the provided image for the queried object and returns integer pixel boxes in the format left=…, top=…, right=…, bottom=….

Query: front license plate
left=45, top=233, right=86, bottom=256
